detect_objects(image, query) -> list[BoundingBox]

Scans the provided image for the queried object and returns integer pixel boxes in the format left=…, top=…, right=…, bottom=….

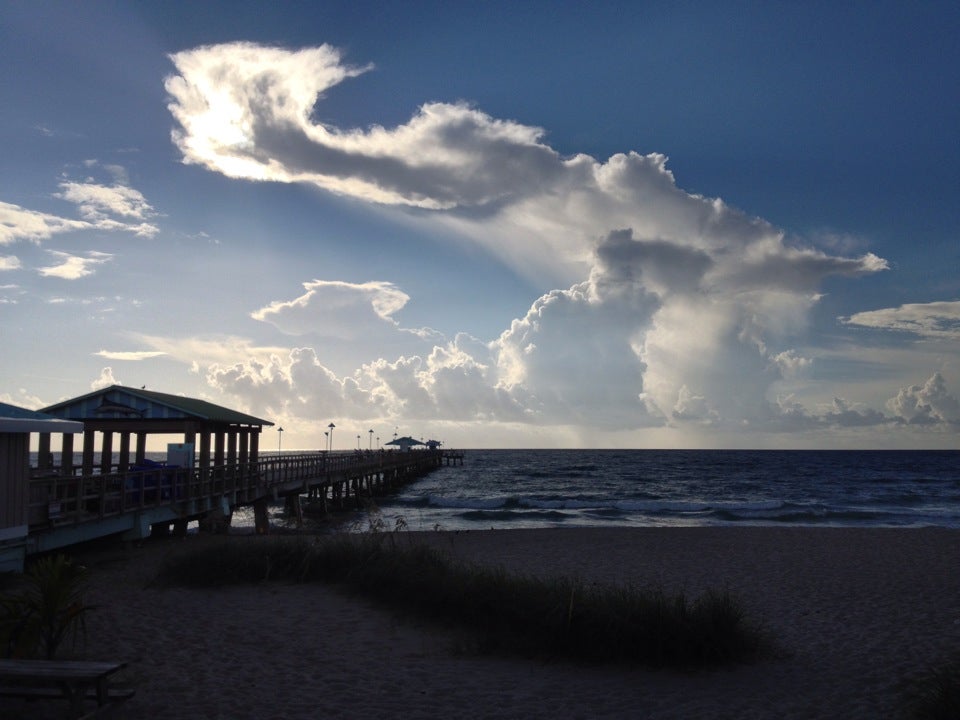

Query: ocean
left=36, top=449, right=959, bottom=532
left=344, top=449, right=960, bottom=532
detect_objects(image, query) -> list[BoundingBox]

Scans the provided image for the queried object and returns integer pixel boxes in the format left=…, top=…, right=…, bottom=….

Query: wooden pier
left=1, top=386, right=463, bottom=571
left=25, top=449, right=453, bottom=553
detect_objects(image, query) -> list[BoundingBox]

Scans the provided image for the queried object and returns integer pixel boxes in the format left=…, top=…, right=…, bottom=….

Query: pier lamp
left=324, top=431, right=328, bottom=452
left=277, top=426, right=284, bottom=455
left=328, top=422, right=335, bottom=451
left=357, top=434, right=361, bottom=450
left=368, top=429, right=373, bottom=450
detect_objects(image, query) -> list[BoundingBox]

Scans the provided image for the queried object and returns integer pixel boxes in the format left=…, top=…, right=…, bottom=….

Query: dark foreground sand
left=2, top=527, right=959, bottom=719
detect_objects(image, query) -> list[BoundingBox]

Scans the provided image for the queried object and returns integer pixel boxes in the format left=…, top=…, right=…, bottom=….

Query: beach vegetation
left=0, top=554, right=94, bottom=659
left=156, top=534, right=765, bottom=668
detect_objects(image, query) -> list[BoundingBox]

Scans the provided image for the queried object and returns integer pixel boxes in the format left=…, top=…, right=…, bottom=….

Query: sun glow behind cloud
left=146, top=40, right=960, bottom=446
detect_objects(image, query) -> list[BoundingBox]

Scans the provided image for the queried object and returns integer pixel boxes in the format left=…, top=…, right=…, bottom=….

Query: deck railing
left=27, top=450, right=442, bottom=529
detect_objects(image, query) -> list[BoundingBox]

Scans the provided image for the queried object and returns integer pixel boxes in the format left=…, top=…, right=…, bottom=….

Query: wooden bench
left=0, top=659, right=134, bottom=719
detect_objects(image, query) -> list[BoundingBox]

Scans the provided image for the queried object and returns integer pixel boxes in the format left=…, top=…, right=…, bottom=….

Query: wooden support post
left=254, top=498, right=270, bottom=534
left=38, top=433, right=52, bottom=471
left=214, top=431, right=226, bottom=484
left=284, top=494, right=303, bottom=527
left=61, top=433, right=74, bottom=477
left=82, top=430, right=96, bottom=477
left=239, top=432, right=249, bottom=475
left=118, top=432, right=131, bottom=473
left=200, top=431, right=212, bottom=487
left=100, top=431, right=113, bottom=475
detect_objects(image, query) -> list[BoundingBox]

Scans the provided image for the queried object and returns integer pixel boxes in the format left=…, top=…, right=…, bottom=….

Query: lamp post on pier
left=368, top=429, right=373, bottom=450
left=356, top=434, right=361, bottom=450
left=323, top=431, right=328, bottom=453
left=328, top=423, right=335, bottom=452
left=277, top=426, right=284, bottom=455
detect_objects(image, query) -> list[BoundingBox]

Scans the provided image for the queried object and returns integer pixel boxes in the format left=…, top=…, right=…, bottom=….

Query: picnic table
left=0, top=658, right=133, bottom=718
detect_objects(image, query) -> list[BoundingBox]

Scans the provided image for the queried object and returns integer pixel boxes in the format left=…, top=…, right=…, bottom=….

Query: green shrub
left=158, top=535, right=765, bottom=668
left=0, top=554, right=94, bottom=659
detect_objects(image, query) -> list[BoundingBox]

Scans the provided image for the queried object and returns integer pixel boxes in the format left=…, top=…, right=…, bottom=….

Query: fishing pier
left=0, top=386, right=462, bottom=572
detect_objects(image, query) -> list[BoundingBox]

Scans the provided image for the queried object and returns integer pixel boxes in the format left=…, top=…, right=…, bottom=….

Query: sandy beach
left=2, top=526, right=959, bottom=719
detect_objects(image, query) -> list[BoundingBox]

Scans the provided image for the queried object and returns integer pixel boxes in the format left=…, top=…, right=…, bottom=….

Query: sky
left=2, top=1, right=959, bottom=450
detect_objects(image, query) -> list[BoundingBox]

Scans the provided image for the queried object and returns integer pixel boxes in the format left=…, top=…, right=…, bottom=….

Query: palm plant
left=0, top=554, right=94, bottom=659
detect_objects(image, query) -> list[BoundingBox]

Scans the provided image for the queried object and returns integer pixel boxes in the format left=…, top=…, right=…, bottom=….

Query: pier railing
left=26, top=450, right=448, bottom=530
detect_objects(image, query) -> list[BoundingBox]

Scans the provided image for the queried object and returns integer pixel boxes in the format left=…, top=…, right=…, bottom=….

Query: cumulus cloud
left=771, top=350, right=813, bottom=380
left=203, top=334, right=526, bottom=428
left=0, top=255, right=21, bottom=271
left=252, top=280, right=410, bottom=339
left=91, top=367, right=119, bottom=389
left=166, top=41, right=887, bottom=281
left=887, top=372, right=960, bottom=424
left=162, top=42, right=927, bottom=439
left=205, top=347, right=383, bottom=421
left=38, top=250, right=112, bottom=279
left=0, top=389, right=45, bottom=410
left=821, top=397, right=888, bottom=428
left=842, top=301, right=960, bottom=340
left=166, top=43, right=557, bottom=210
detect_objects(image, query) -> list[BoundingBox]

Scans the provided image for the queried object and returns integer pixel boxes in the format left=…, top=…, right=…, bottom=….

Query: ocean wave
left=461, top=509, right=572, bottom=522
left=404, top=494, right=791, bottom=517
left=379, top=449, right=960, bottom=530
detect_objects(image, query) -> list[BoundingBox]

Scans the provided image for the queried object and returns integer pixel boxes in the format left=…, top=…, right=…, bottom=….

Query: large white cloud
left=165, top=42, right=887, bottom=283
left=886, top=372, right=960, bottom=425
left=159, top=42, right=960, bottom=443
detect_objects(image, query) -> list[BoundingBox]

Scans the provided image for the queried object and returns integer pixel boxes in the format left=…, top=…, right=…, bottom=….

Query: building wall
left=0, top=432, right=29, bottom=531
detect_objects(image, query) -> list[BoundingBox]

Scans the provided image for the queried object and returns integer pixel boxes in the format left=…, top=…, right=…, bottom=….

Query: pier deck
left=23, top=449, right=457, bottom=557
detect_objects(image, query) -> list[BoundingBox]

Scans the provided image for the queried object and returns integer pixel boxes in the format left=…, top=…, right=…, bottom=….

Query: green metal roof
left=40, top=385, right=273, bottom=427
left=0, top=402, right=85, bottom=434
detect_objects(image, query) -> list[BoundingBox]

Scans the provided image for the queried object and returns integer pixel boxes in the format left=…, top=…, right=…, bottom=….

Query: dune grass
left=156, top=533, right=765, bottom=668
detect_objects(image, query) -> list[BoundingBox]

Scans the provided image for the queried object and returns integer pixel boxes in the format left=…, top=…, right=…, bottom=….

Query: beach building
left=0, top=402, right=84, bottom=572
left=38, top=385, right=273, bottom=480
left=29, top=385, right=274, bottom=543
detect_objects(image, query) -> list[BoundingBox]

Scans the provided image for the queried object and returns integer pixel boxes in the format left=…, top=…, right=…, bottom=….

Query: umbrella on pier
left=384, top=436, right=425, bottom=451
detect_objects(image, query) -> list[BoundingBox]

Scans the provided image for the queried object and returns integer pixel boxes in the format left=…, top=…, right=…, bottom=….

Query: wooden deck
left=24, top=449, right=458, bottom=555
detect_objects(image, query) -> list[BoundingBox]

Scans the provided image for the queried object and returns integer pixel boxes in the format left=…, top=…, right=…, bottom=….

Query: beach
left=3, top=526, right=959, bottom=719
